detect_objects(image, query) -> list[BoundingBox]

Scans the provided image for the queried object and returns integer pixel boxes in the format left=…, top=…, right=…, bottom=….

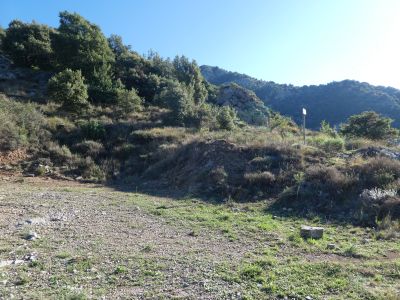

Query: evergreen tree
left=173, top=56, right=208, bottom=104
left=2, top=20, right=54, bottom=69
left=340, top=111, right=399, bottom=139
left=52, top=11, right=115, bottom=82
left=47, top=69, right=89, bottom=111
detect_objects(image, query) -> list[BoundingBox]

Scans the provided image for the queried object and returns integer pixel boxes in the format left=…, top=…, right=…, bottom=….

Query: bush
left=78, top=156, right=105, bottom=182
left=46, top=116, right=76, bottom=133
left=269, top=112, right=299, bottom=138
left=80, top=120, right=106, bottom=141
left=340, top=111, right=399, bottom=140
left=52, top=11, right=115, bottom=83
left=345, top=138, right=377, bottom=150
left=0, top=26, right=6, bottom=50
left=47, top=69, right=89, bottom=112
left=0, top=95, right=45, bottom=151
left=2, top=20, right=54, bottom=69
left=244, top=171, right=275, bottom=187
left=358, top=157, right=400, bottom=189
left=114, top=87, right=142, bottom=116
left=320, top=120, right=337, bottom=137
left=154, top=79, right=218, bottom=129
left=305, top=165, right=355, bottom=195
left=45, top=141, right=72, bottom=163
left=72, top=140, right=104, bottom=157
left=308, top=135, right=344, bottom=153
left=217, top=106, right=236, bottom=130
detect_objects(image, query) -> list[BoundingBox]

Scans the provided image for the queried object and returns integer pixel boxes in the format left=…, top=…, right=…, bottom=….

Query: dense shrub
left=340, top=111, right=399, bottom=140
left=269, top=112, right=299, bottom=138
left=345, top=137, right=377, bottom=150
left=73, top=140, right=104, bottom=157
left=358, top=157, right=400, bottom=189
left=45, top=141, right=73, bottom=163
left=0, top=27, right=6, bottom=50
left=114, top=86, right=142, bottom=116
left=80, top=120, right=106, bottom=141
left=0, top=95, right=45, bottom=151
left=308, top=135, right=344, bottom=153
left=47, top=69, right=89, bottom=111
left=319, top=120, right=337, bottom=137
left=52, top=11, right=115, bottom=82
left=2, top=20, right=54, bottom=69
left=244, top=171, right=275, bottom=188
left=304, top=165, right=355, bottom=199
left=77, top=156, right=105, bottom=181
left=217, top=106, right=237, bottom=130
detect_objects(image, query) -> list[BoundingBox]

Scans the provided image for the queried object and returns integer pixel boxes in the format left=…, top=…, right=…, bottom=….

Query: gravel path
left=0, top=177, right=260, bottom=299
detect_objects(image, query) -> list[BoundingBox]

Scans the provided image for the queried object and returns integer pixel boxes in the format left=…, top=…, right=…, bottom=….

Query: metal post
left=302, top=108, right=306, bottom=145
left=303, top=114, right=306, bottom=145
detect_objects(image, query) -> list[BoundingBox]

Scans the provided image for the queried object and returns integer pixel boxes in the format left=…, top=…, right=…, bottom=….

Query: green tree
left=52, top=11, right=115, bottom=82
left=340, top=111, right=399, bottom=140
left=320, top=120, right=337, bottom=137
left=108, top=34, right=130, bottom=58
left=217, top=106, right=237, bottom=130
left=47, top=69, right=89, bottom=111
left=154, top=79, right=193, bottom=125
left=114, top=81, right=142, bottom=116
left=173, top=55, right=208, bottom=104
left=88, top=63, right=116, bottom=103
left=148, top=51, right=174, bottom=78
left=0, top=26, right=5, bottom=51
left=269, top=111, right=298, bottom=139
left=2, top=20, right=54, bottom=69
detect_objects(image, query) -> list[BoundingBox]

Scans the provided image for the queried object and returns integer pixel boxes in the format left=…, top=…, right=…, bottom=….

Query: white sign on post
left=302, top=108, right=307, bottom=115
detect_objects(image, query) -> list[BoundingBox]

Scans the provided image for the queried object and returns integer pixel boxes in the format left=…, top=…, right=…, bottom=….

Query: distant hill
left=201, top=65, right=400, bottom=128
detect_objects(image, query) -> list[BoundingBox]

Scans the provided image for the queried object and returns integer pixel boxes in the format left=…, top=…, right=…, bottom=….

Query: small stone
left=25, top=232, right=39, bottom=241
left=24, top=253, right=38, bottom=262
left=300, top=225, right=324, bottom=239
left=306, top=296, right=313, bottom=300
left=327, top=243, right=336, bottom=250
left=12, top=259, right=24, bottom=265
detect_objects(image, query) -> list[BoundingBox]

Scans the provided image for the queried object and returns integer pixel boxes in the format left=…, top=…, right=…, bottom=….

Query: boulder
left=300, top=225, right=324, bottom=239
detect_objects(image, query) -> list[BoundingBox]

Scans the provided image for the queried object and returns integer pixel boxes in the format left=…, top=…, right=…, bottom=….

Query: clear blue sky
left=2, top=0, right=400, bottom=88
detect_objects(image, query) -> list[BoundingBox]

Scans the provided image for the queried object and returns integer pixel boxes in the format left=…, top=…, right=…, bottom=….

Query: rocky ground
left=0, top=175, right=399, bottom=299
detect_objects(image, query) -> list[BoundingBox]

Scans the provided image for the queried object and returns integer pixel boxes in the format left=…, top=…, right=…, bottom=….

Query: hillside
left=201, top=65, right=400, bottom=128
left=0, top=11, right=400, bottom=299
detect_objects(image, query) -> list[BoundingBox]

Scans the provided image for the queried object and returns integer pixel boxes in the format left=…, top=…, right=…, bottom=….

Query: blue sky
left=2, top=0, right=400, bottom=88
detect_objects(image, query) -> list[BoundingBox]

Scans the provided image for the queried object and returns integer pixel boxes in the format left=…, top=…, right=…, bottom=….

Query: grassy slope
left=0, top=178, right=398, bottom=300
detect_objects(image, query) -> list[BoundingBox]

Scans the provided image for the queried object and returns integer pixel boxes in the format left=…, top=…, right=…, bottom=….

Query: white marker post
left=302, top=108, right=307, bottom=145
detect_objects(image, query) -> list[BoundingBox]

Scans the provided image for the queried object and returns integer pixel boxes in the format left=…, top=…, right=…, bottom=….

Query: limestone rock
left=213, top=83, right=269, bottom=126
left=300, top=225, right=324, bottom=239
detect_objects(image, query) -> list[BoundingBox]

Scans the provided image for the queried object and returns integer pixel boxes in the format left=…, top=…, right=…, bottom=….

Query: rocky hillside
left=211, top=83, right=269, bottom=126
left=201, top=65, right=400, bottom=129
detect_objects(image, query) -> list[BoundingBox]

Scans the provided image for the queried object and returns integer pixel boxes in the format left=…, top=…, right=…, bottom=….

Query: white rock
left=300, top=225, right=324, bottom=239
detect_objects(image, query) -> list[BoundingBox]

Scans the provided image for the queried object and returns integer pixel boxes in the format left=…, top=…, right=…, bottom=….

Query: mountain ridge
left=200, top=65, right=400, bottom=128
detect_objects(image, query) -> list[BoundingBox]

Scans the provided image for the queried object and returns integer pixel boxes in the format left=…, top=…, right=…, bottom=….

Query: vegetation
left=0, top=94, right=47, bottom=152
left=201, top=65, right=400, bottom=128
left=340, top=111, right=399, bottom=139
left=47, top=69, right=89, bottom=111
left=2, top=20, right=54, bottom=69
left=0, top=14, right=399, bottom=223
left=0, top=10, right=399, bottom=300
